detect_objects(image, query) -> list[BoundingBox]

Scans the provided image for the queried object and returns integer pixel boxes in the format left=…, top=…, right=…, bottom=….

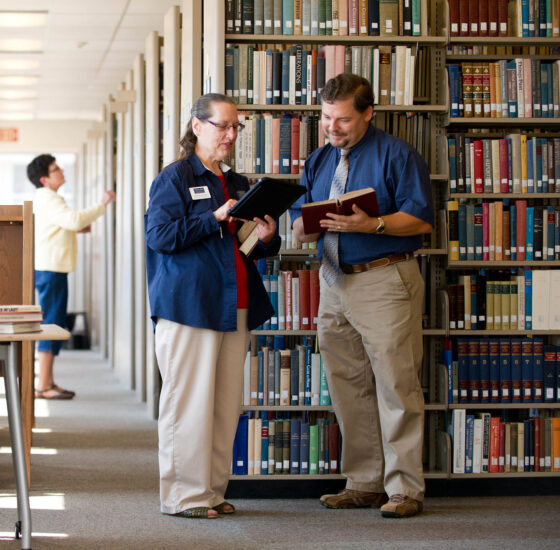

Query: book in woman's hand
left=301, top=188, right=379, bottom=234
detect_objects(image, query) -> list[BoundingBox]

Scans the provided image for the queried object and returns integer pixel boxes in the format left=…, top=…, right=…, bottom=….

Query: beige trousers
left=318, top=258, right=425, bottom=501
left=155, top=311, right=249, bottom=514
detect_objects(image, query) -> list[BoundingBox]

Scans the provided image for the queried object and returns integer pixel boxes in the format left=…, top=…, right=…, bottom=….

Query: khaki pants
left=318, top=259, right=425, bottom=501
left=155, top=311, right=249, bottom=514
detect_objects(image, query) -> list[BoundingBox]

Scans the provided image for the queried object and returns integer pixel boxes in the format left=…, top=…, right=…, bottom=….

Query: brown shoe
left=320, top=489, right=389, bottom=509
left=380, top=494, right=423, bottom=518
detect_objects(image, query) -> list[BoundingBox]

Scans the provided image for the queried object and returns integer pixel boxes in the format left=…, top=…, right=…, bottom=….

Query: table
left=0, top=325, right=70, bottom=550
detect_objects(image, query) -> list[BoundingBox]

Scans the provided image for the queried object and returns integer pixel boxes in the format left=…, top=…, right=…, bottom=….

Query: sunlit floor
left=1, top=350, right=560, bottom=549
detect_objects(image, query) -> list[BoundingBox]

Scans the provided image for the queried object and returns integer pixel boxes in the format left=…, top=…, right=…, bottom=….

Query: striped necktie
left=321, top=149, right=350, bottom=286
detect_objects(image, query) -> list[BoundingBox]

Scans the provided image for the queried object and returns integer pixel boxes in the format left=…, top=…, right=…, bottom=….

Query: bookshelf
left=204, top=1, right=452, bottom=481
left=443, top=0, right=560, bottom=477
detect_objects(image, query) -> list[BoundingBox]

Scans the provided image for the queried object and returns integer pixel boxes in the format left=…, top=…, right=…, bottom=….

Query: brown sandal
left=35, top=385, right=74, bottom=400
left=175, top=507, right=218, bottom=519
left=213, top=501, right=235, bottom=514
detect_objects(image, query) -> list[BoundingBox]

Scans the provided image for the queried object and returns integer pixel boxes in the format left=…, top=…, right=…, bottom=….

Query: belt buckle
left=377, top=256, right=391, bottom=267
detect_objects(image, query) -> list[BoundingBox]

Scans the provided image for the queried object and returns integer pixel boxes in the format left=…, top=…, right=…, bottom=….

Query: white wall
left=0, top=120, right=95, bottom=154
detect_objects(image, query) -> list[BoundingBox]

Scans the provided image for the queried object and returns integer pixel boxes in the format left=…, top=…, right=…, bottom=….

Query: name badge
left=189, top=186, right=211, bottom=200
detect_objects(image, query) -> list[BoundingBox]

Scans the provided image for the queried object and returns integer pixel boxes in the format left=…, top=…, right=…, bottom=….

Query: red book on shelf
left=497, top=0, right=508, bottom=36
left=515, top=200, right=527, bottom=261
left=489, top=417, right=501, bottom=473
left=534, top=417, right=541, bottom=472
left=478, top=0, right=489, bottom=36
left=309, top=268, right=320, bottom=330
left=328, top=422, right=340, bottom=473
left=449, top=0, right=460, bottom=36
left=482, top=201, right=490, bottom=261
left=296, top=269, right=310, bottom=330
left=498, top=420, right=505, bottom=472
left=459, top=0, right=470, bottom=36
left=468, top=0, right=479, bottom=35
left=487, top=0, right=498, bottom=36
left=473, top=140, right=484, bottom=193
left=291, top=117, right=300, bottom=175
left=499, top=139, right=509, bottom=193
left=282, top=271, right=293, bottom=330
left=348, top=0, right=359, bottom=36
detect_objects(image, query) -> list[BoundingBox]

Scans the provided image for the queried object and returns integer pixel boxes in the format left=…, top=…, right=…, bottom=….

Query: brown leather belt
left=340, top=253, right=413, bottom=274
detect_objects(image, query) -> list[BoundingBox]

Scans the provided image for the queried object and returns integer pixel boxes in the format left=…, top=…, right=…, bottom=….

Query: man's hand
left=101, top=190, right=116, bottom=205
left=253, top=215, right=276, bottom=244
left=320, top=204, right=374, bottom=233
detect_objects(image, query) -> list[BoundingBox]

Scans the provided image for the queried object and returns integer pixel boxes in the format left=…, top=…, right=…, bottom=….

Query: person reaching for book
left=289, top=73, right=434, bottom=518
left=145, top=93, right=280, bottom=519
left=28, top=154, right=115, bottom=400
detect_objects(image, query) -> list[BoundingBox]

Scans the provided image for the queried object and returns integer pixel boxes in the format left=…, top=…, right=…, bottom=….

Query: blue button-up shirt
left=289, top=125, right=434, bottom=265
left=145, top=155, right=281, bottom=332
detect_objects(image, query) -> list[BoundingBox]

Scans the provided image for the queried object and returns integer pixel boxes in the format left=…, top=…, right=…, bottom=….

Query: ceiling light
left=0, top=100, right=36, bottom=111
left=0, top=59, right=40, bottom=71
left=0, top=12, right=48, bottom=28
left=0, top=112, right=34, bottom=120
left=0, top=39, right=43, bottom=53
left=0, top=89, right=38, bottom=100
left=0, top=76, right=39, bottom=86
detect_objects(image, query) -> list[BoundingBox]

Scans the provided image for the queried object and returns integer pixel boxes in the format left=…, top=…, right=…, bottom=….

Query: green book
left=319, top=356, right=331, bottom=406
left=309, top=424, right=319, bottom=474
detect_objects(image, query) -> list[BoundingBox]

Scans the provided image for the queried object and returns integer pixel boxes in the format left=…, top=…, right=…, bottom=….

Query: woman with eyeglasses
left=145, top=93, right=280, bottom=519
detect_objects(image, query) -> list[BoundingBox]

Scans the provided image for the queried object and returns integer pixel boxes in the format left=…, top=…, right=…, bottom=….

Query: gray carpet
left=1, top=350, right=560, bottom=549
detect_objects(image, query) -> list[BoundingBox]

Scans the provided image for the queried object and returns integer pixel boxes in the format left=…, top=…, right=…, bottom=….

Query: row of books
left=232, top=113, right=325, bottom=175
left=446, top=269, right=560, bottom=331
left=256, top=266, right=321, bottom=331
left=232, top=412, right=340, bottom=476
left=447, top=60, right=560, bottom=119
left=443, top=337, right=560, bottom=404
left=242, top=343, right=333, bottom=407
left=230, top=111, right=434, bottom=175
left=447, top=199, right=560, bottom=262
left=226, top=0, right=429, bottom=37
left=450, top=410, right=560, bottom=474
left=226, top=43, right=422, bottom=108
left=448, top=0, right=560, bottom=38
left=448, top=134, right=560, bottom=194
left=0, top=304, right=43, bottom=334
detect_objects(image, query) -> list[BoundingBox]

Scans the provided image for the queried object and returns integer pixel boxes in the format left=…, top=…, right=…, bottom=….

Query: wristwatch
left=375, top=216, right=385, bottom=234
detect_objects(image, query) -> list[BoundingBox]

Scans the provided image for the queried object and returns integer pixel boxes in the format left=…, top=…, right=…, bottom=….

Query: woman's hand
left=253, top=215, right=276, bottom=244
left=213, top=199, right=238, bottom=222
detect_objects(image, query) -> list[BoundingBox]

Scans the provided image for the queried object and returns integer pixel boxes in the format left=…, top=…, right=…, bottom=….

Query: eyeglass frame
left=198, top=118, right=245, bottom=133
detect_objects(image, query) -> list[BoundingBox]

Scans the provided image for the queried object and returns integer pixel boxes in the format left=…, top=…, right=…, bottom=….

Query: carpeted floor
left=1, top=350, right=559, bottom=549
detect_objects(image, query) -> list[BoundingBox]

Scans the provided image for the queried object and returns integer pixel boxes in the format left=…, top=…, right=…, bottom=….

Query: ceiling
left=0, top=0, right=179, bottom=121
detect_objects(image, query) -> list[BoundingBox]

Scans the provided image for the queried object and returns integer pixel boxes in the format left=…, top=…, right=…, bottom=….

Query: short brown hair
left=320, top=73, right=374, bottom=112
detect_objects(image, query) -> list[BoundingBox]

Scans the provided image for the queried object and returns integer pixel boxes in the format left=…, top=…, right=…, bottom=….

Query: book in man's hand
left=227, top=177, right=306, bottom=221
left=301, top=187, right=380, bottom=234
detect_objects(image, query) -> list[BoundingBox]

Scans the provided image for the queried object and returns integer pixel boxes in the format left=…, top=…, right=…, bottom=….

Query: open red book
left=301, top=187, right=379, bottom=234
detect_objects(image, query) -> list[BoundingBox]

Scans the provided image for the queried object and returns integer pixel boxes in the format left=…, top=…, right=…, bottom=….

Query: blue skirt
left=35, top=271, right=68, bottom=355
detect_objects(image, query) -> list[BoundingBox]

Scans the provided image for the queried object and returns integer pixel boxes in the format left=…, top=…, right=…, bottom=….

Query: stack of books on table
left=0, top=305, right=43, bottom=334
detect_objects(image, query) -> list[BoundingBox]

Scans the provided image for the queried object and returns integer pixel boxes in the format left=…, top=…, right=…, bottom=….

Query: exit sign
left=0, top=128, right=18, bottom=142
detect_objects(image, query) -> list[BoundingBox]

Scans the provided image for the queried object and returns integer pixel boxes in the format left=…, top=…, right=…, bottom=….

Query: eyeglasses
left=199, top=119, right=245, bottom=132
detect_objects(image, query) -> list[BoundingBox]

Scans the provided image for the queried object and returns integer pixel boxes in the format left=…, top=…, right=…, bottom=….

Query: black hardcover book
left=228, top=177, right=306, bottom=220
left=533, top=206, right=544, bottom=260
left=241, top=0, right=253, bottom=34
left=272, top=50, right=282, bottom=104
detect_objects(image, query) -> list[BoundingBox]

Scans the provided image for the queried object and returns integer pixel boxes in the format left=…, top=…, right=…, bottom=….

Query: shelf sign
left=0, top=128, right=18, bottom=142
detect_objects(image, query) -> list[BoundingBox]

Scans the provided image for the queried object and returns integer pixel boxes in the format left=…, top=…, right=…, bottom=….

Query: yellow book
left=520, top=134, right=528, bottom=193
